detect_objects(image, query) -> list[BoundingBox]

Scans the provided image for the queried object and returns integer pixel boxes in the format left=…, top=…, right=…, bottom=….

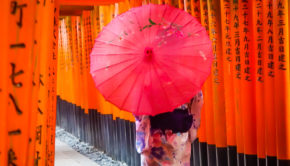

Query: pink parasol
left=90, top=4, right=213, bottom=115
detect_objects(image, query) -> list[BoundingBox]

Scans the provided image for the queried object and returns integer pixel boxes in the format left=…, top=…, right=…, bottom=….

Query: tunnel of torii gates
left=0, top=0, right=290, bottom=166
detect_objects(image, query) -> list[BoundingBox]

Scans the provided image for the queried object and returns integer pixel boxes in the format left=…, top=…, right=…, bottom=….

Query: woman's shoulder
left=134, top=115, right=150, bottom=124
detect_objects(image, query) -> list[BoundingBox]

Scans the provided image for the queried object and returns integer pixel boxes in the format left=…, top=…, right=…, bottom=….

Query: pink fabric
left=90, top=4, right=213, bottom=115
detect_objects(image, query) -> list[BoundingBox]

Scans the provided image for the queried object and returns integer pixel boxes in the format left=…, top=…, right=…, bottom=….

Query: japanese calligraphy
left=223, top=0, right=231, bottom=62
left=209, top=1, right=220, bottom=84
left=200, top=0, right=209, bottom=31
left=190, top=0, right=200, bottom=19
left=10, top=63, right=24, bottom=88
left=233, top=1, right=241, bottom=79
left=38, top=107, right=43, bottom=114
left=36, top=125, right=42, bottom=144
left=8, top=129, right=21, bottom=136
left=8, top=148, right=17, bottom=166
left=10, top=43, right=26, bottom=49
left=9, top=94, right=23, bottom=115
left=256, top=0, right=263, bottom=82
left=34, top=151, right=41, bottom=166
left=276, top=0, right=287, bottom=70
left=241, top=0, right=251, bottom=81
left=10, top=1, right=27, bottom=28
left=39, top=74, right=44, bottom=86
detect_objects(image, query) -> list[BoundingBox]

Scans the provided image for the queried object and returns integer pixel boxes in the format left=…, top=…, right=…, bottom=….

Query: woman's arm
left=188, top=91, right=204, bottom=142
left=134, top=115, right=150, bottom=153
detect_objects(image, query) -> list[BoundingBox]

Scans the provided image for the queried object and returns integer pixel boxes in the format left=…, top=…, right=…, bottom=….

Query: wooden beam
left=59, top=5, right=94, bottom=16
left=59, top=10, right=83, bottom=16
left=59, top=0, right=125, bottom=6
left=60, top=5, right=94, bottom=10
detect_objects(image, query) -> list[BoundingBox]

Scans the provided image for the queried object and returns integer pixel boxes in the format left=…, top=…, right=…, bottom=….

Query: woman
left=134, top=91, right=203, bottom=166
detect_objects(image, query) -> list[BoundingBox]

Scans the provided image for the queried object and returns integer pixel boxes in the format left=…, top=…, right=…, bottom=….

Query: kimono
left=134, top=91, right=203, bottom=166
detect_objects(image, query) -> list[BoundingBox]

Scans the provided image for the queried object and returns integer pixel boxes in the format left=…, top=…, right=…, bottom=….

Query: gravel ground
left=55, top=127, right=128, bottom=166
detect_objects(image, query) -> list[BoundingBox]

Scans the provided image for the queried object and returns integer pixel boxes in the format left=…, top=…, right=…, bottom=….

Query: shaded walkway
left=55, top=127, right=128, bottom=166
left=55, top=139, right=100, bottom=166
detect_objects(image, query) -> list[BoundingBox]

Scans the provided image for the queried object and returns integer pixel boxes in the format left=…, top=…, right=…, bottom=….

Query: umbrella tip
left=144, top=47, right=154, bottom=62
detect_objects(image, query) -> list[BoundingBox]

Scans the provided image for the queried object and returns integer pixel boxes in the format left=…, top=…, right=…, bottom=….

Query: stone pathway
left=55, top=139, right=100, bottom=166
left=55, top=127, right=127, bottom=166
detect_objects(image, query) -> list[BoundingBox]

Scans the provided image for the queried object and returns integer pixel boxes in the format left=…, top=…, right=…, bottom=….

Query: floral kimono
left=134, top=91, right=203, bottom=166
